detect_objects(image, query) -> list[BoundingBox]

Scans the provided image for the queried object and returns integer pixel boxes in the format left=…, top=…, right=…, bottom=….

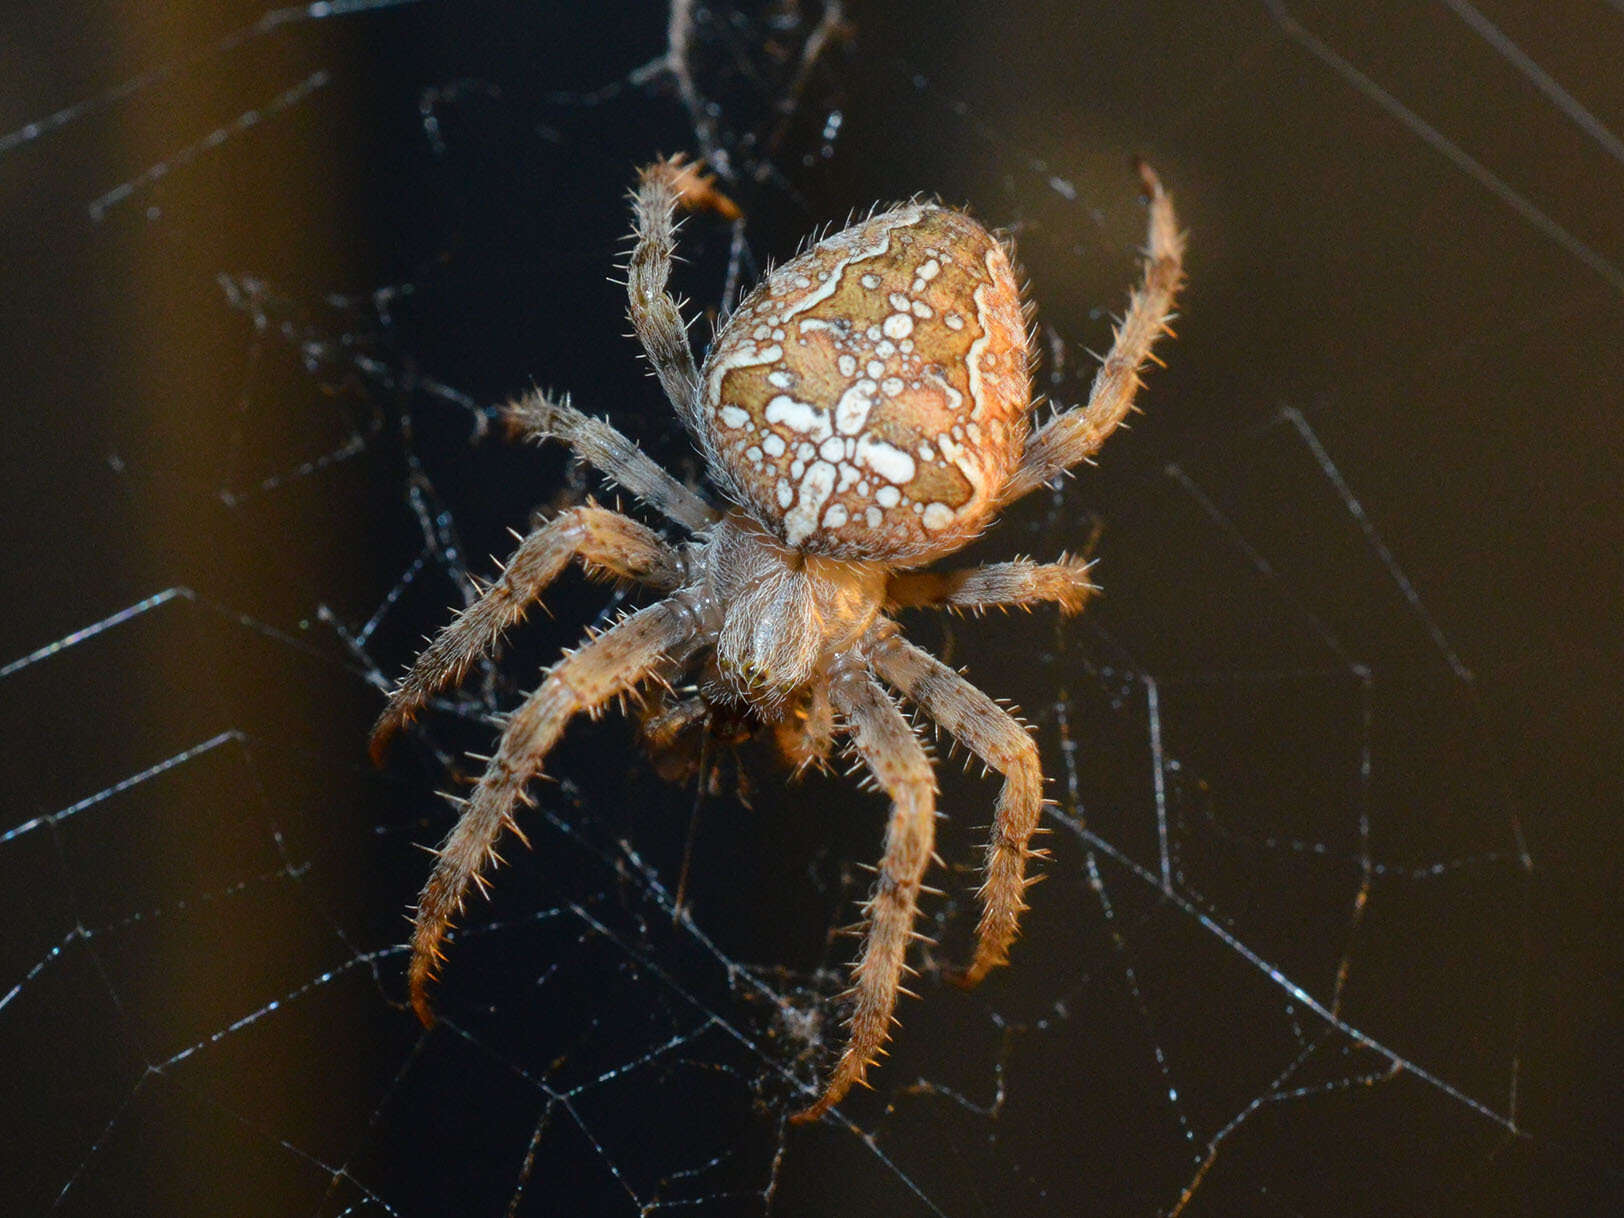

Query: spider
left=370, top=156, right=1184, bottom=1123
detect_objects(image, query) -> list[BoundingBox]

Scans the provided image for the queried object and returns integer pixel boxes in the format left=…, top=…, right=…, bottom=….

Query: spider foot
left=646, top=152, right=741, bottom=220
left=367, top=706, right=413, bottom=767
left=941, top=958, right=999, bottom=992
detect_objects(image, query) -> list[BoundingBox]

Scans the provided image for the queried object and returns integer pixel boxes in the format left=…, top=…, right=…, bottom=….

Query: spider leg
left=791, top=661, right=936, bottom=1124
left=370, top=505, right=684, bottom=763
left=997, top=162, right=1185, bottom=507
left=626, top=156, right=736, bottom=442
left=505, top=389, right=717, bottom=533
left=887, top=555, right=1096, bottom=615
left=407, top=597, right=701, bottom=1026
left=866, top=622, right=1046, bottom=989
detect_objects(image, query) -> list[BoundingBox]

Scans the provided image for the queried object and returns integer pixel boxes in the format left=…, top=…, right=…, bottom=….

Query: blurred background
left=2, top=2, right=1620, bottom=1214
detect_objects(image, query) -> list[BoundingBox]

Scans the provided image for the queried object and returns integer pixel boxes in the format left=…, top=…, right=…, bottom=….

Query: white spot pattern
left=700, top=201, right=1030, bottom=560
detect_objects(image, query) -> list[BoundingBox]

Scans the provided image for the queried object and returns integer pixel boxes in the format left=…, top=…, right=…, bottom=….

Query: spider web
left=4, top=1, right=1621, bottom=1214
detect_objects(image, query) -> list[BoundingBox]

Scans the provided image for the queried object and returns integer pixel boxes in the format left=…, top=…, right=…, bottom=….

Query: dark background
left=2, top=2, right=1620, bottom=1215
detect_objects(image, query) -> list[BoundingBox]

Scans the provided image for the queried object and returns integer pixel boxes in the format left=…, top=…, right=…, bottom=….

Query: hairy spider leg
left=886, top=555, right=1097, bottom=615
left=505, top=389, right=717, bottom=533
left=369, top=505, right=683, bottom=763
left=867, top=624, right=1049, bottom=988
left=625, top=157, right=733, bottom=437
left=997, top=162, right=1185, bottom=507
left=407, top=597, right=701, bottom=1025
left=791, top=662, right=937, bottom=1124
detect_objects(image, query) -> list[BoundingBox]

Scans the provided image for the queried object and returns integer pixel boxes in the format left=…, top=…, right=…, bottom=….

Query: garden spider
left=371, top=156, right=1183, bottom=1122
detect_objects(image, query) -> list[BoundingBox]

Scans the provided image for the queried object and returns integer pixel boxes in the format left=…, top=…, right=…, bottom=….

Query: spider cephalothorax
left=371, top=156, right=1184, bottom=1122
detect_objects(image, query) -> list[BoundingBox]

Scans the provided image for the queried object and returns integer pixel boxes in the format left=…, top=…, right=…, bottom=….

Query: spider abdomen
left=701, top=203, right=1030, bottom=564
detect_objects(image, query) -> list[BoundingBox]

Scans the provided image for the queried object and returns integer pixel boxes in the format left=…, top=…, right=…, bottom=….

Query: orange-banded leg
left=996, top=162, right=1184, bottom=507
left=866, top=623, right=1047, bottom=989
left=624, top=156, right=738, bottom=439
left=791, top=661, right=936, bottom=1123
left=370, top=504, right=683, bottom=763
left=504, top=390, right=717, bottom=534
left=887, top=555, right=1096, bottom=616
left=407, top=597, right=700, bottom=1025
